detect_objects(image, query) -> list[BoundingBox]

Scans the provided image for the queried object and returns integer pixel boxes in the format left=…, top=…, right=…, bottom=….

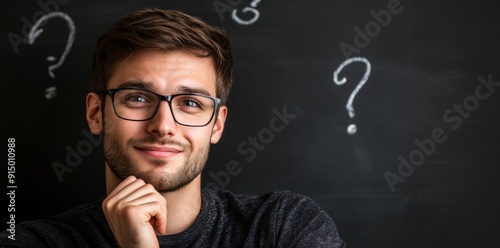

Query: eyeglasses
left=99, top=88, right=221, bottom=127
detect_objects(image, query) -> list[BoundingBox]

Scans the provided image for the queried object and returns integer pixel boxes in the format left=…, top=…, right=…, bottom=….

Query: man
left=1, top=7, right=346, bottom=247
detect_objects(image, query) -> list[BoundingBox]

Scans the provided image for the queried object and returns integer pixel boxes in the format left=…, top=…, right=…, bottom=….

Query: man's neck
left=104, top=166, right=202, bottom=235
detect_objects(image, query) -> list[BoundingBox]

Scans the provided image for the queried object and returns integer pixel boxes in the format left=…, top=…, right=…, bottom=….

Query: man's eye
left=125, top=95, right=148, bottom=103
left=180, top=99, right=201, bottom=108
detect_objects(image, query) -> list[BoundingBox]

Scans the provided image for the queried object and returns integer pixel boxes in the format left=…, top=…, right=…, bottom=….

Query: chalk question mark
left=232, top=0, right=262, bottom=25
left=27, top=11, right=75, bottom=99
left=333, top=57, right=371, bottom=135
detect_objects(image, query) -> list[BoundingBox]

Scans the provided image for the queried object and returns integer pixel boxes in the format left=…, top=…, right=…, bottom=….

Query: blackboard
left=3, top=0, right=500, bottom=247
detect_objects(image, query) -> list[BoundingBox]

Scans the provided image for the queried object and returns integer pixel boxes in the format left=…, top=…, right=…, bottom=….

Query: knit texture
left=1, top=188, right=346, bottom=247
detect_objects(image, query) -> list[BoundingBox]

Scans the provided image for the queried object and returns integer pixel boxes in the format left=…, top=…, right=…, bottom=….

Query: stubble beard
left=103, top=131, right=209, bottom=193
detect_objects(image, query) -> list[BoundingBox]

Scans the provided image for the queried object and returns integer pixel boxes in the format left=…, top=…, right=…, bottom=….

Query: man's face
left=99, top=50, right=226, bottom=192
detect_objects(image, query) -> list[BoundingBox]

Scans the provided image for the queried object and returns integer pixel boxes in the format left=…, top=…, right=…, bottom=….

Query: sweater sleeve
left=274, top=192, right=346, bottom=248
left=0, top=199, right=116, bottom=248
left=0, top=220, right=67, bottom=248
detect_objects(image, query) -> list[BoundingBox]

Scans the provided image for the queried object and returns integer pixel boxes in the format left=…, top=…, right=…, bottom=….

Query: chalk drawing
left=28, top=11, right=75, bottom=79
left=333, top=57, right=372, bottom=135
left=232, top=0, right=262, bottom=25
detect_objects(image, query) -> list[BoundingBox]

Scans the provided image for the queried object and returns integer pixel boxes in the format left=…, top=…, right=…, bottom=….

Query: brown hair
left=91, top=7, right=233, bottom=105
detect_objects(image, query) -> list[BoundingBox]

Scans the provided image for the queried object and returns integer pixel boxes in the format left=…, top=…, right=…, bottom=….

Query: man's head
left=86, top=8, right=232, bottom=193
left=91, top=8, right=233, bottom=105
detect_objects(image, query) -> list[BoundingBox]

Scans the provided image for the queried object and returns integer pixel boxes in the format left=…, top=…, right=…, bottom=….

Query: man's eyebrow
left=176, top=86, right=212, bottom=96
left=115, top=82, right=213, bottom=96
left=116, top=81, right=154, bottom=91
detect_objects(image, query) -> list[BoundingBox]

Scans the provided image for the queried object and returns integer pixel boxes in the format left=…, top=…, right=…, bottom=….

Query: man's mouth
left=135, top=145, right=183, bottom=159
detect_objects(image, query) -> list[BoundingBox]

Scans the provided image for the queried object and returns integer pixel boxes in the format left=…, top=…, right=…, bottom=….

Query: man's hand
left=102, top=175, right=167, bottom=248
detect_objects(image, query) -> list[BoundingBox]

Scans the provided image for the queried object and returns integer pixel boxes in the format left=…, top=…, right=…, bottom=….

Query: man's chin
left=132, top=170, right=200, bottom=193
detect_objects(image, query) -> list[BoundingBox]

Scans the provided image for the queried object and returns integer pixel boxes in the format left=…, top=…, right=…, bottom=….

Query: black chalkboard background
left=3, top=0, right=500, bottom=247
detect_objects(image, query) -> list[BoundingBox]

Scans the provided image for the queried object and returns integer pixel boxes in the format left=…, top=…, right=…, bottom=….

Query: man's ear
left=86, top=92, right=103, bottom=135
left=210, top=106, right=227, bottom=144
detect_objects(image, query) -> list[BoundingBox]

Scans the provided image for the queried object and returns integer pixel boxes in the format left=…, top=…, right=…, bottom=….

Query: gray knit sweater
left=1, top=188, right=346, bottom=247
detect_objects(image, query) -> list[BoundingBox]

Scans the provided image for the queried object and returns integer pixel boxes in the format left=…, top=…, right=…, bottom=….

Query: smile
left=135, top=145, right=183, bottom=159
